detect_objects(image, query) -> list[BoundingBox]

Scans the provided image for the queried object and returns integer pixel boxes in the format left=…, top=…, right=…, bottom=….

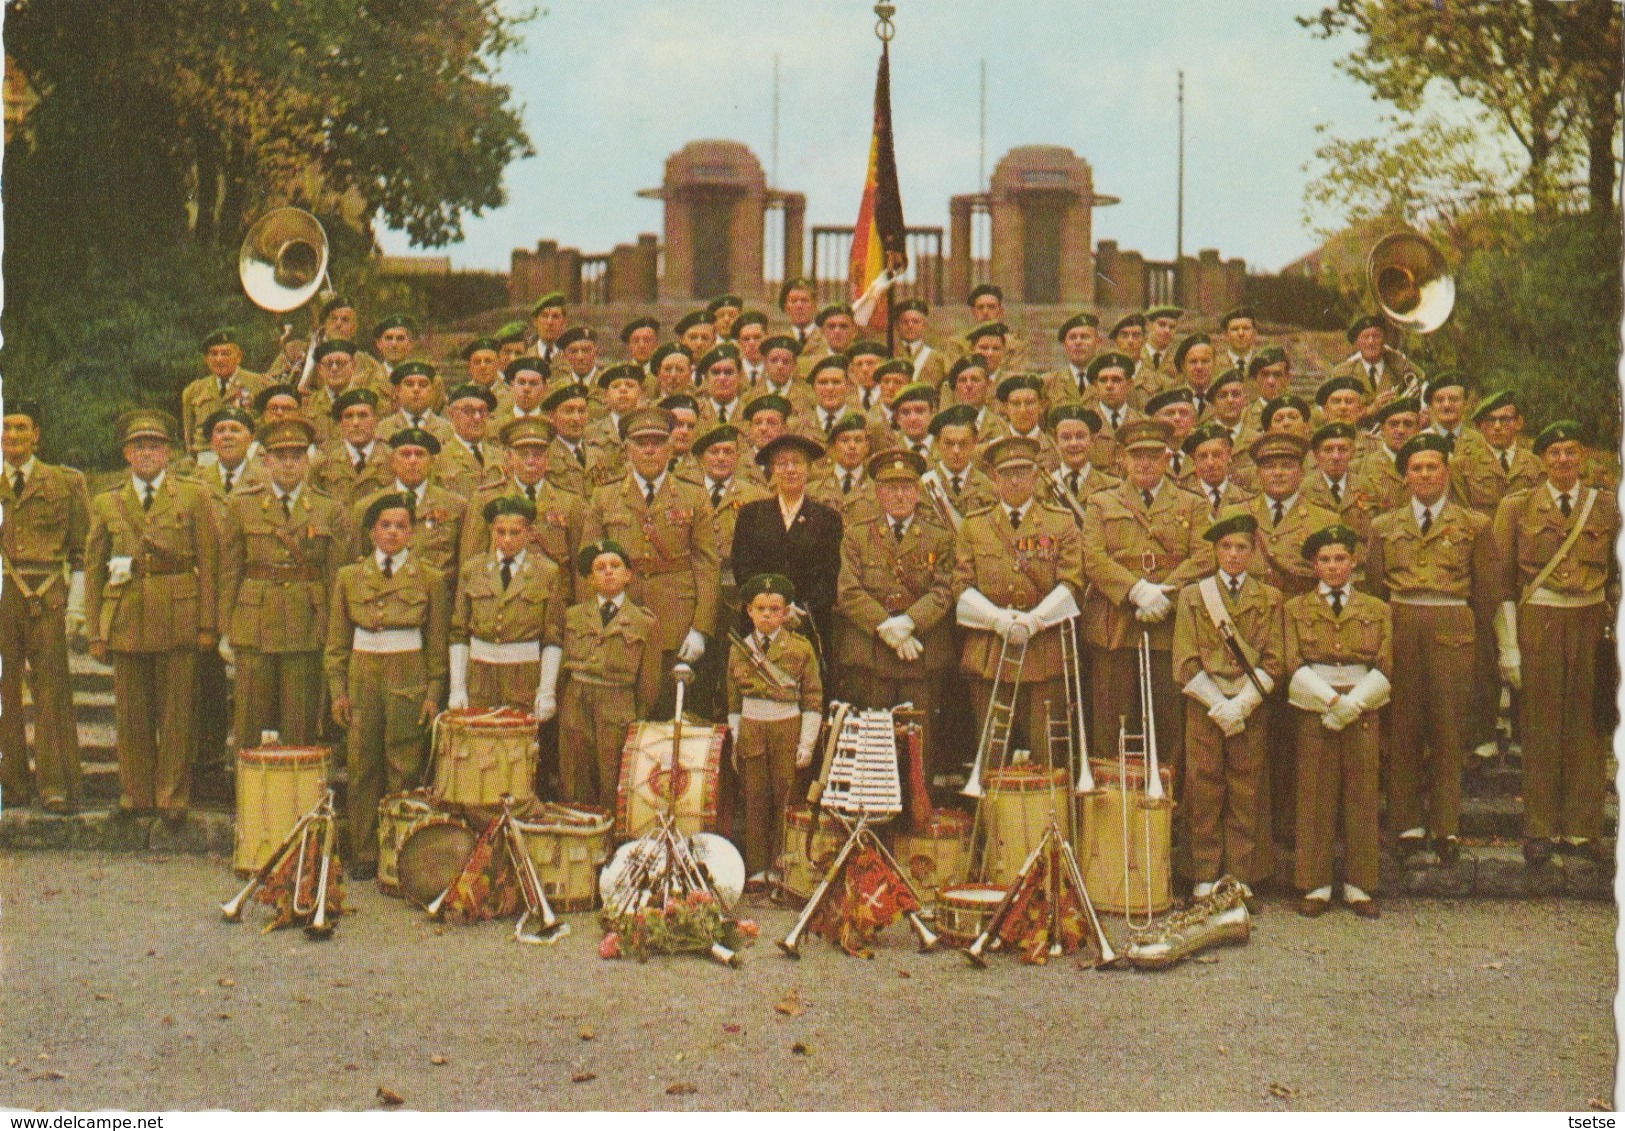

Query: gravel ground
left=0, top=851, right=1616, bottom=1112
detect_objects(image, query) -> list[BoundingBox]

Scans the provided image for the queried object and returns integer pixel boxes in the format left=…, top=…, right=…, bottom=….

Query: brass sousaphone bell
left=239, top=206, right=331, bottom=313
left=1366, top=230, right=1454, bottom=335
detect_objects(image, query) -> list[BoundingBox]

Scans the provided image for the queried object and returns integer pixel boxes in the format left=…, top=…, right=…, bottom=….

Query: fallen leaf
left=217, top=1013, right=231, bottom=1020
left=377, top=1086, right=404, bottom=1106
left=773, top=989, right=806, bottom=1017
left=571, top=1071, right=596, bottom=1084
left=430, top=1055, right=448, bottom=1066
left=332, top=980, right=351, bottom=988
left=896, top=970, right=911, bottom=979
left=578, top=1027, right=594, bottom=1041
left=160, top=1016, right=174, bottom=1026
left=344, top=1064, right=359, bottom=1072
left=666, top=1082, right=696, bottom=1096
left=94, top=993, right=112, bottom=1002
left=1480, top=961, right=1505, bottom=971
left=1590, top=1099, right=1612, bottom=1112
left=218, top=977, right=236, bottom=987
left=1217, top=1046, right=1228, bottom=1055
left=29, top=1071, right=64, bottom=1082
left=791, top=1042, right=810, bottom=1056
left=6, top=1058, right=18, bottom=1066
left=1268, top=1083, right=1298, bottom=1100
left=722, top=1023, right=741, bottom=1034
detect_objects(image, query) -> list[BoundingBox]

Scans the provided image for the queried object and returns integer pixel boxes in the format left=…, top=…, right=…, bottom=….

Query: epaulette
left=962, top=503, right=996, bottom=519
left=1037, top=500, right=1073, bottom=517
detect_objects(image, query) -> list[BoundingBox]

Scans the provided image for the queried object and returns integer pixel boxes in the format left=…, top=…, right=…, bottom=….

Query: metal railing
left=808, top=225, right=946, bottom=306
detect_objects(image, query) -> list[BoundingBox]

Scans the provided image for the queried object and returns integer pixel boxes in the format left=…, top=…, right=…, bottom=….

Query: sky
left=375, top=0, right=1398, bottom=275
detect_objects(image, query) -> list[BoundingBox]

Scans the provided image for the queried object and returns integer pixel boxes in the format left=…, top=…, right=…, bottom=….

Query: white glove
left=533, top=644, right=563, bottom=722
left=676, top=628, right=707, bottom=664
left=1232, top=678, right=1266, bottom=721
left=1208, top=698, right=1247, bottom=737
left=727, top=712, right=741, bottom=744
left=1324, top=694, right=1363, bottom=731
left=1183, top=671, right=1228, bottom=710
left=727, top=713, right=742, bottom=768
left=894, top=635, right=924, bottom=662
left=107, top=556, right=133, bottom=587
left=876, top=614, right=915, bottom=650
left=1003, top=611, right=1032, bottom=646
left=1029, top=583, right=1081, bottom=628
left=956, top=587, right=1004, bottom=632
left=217, top=637, right=235, bottom=679
left=1012, top=610, right=1044, bottom=638
left=796, top=710, right=822, bottom=769
left=1289, top=666, right=1341, bottom=713
left=1343, top=668, right=1392, bottom=714
left=1128, top=578, right=1173, bottom=623
left=447, top=643, right=470, bottom=710
left=1494, top=600, right=1522, bottom=690
left=64, top=571, right=87, bottom=637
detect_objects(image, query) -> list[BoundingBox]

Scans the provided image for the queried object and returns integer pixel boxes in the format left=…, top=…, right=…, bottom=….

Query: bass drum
left=597, top=831, right=745, bottom=912
left=615, top=719, right=727, bottom=839
left=395, top=816, right=478, bottom=909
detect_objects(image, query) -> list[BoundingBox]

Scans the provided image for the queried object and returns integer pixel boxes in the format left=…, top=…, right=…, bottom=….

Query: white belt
left=740, top=697, right=801, bottom=722
left=1528, top=587, right=1605, bottom=608
left=470, top=637, right=540, bottom=664
left=352, top=627, right=423, bottom=654
left=1311, top=663, right=1369, bottom=691
left=1390, top=592, right=1468, bottom=607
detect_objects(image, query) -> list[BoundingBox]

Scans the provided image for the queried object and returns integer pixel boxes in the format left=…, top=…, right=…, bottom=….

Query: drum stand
left=779, top=812, right=939, bottom=957
left=964, top=816, right=1119, bottom=969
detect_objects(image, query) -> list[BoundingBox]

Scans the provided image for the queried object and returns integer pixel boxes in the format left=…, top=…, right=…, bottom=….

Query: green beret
left=541, top=383, right=591, bottom=412
left=201, top=327, right=237, bottom=351
left=576, top=538, right=630, bottom=577
left=650, top=342, right=691, bottom=372
left=1260, top=394, right=1311, bottom=430
left=362, top=491, right=416, bottom=531
left=1310, top=422, right=1358, bottom=449
left=929, top=404, right=980, bottom=437
left=1146, top=305, right=1184, bottom=322
left=1109, top=313, right=1146, bottom=338
left=1144, top=388, right=1195, bottom=416
left=1346, top=313, right=1385, bottom=343
left=529, top=292, right=566, bottom=316
left=659, top=393, right=700, bottom=415
left=829, top=412, right=870, bottom=439
left=849, top=339, right=890, bottom=360
left=331, top=388, right=380, bottom=420
left=387, top=427, right=441, bottom=456
left=1047, top=404, right=1103, bottom=434
left=504, top=356, right=548, bottom=382
left=967, top=283, right=1003, bottom=305
left=620, top=316, right=660, bottom=342
left=731, top=310, right=769, bottom=335
left=873, top=358, right=914, bottom=382
left=460, top=336, right=499, bottom=361
left=201, top=406, right=255, bottom=437
left=966, top=321, right=1007, bottom=346
left=390, top=360, right=436, bottom=385
left=1209, top=368, right=1246, bottom=394
left=1218, top=307, right=1258, bottom=331
left=705, top=294, right=743, bottom=316
left=252, top=383, right=300, bottom=413
left=742, top=394, right=792, bottom=422
left=1182, top=421, right=1234, bottom=455
left=777, top=277, right=815, bottom=308
left=1396, top=432, right=1453, bottom=474
left=739, top=572, right=797, bottom=606
left=1471, top=390, right=1517, bottom=422
left=698, top=343, right=742, bottom=373
left=555, top=326, right=597, bottom=351
left=1422, top=371, right=1469, bottom=401
left=373, top=314, right=418, bottom=339
left=691, top=423, right=741, bottom=456
left=1172, top=333, right=1211, bottom=372
left=495, top=322, right=528, bottom=347
left=995, top=374, right=1043, bottom=401
left=1371, top=397, right=1421, bottom=425
left=597, top=362, right=645, bottom=390
left=1086, top=352, right=1136, bottom=382
left=446, top=383, right=497, bottom=411
left=816, top=303, right=855, bottom=326
left=482, top=494, right=536, bottom=525
left=1247, top=346, right=1288, bottom=378
left=761, top=334, right=801, bottom=359
left=1302, top=524, right=1360, bottom=560
left=892, top=297, right=930, bottom=320
left=892, top=383, right=938, bottom=410
left=1056, top=312, right=1100, bottom=341
left=1204, top=511, right=1258, bottom=544
left=753, top=433, right=824, bottom=469
left=319, top=296, right=353, bottom=320
left=313, top=338, right=356, bottom=362
left=674, top=310, right=710, bottom=336
left=1316, top=375, right=1369, bottom=406
left=809, top=354, right=850, bottom=381
left=948, top=355, right=989, bottom=382
left=1533, top=420, right=1584, bottom=455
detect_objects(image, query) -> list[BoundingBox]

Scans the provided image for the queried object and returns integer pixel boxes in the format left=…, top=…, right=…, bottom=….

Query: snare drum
left=615, top=719, right=726, bottom=838
left=891, top=808, right=971, bottom=908
left=377, top=791, right=439, bottom=896
left=431, top=708, right=539, bottom=807
left=775, top=805, right=855, bottom=905
left=233, top=746, right=328, bottom=875
left=1078, top=757, right=1172, bottom=915
left=936, top=883, right=1008, bottom=948
left=513, top=803, right=615, bottom=912
left=982, top=765, right=1070, bottom=887
left=395, top=815, right=478, bottom=909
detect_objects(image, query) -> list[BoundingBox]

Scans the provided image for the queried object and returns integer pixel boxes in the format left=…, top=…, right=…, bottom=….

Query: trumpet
left=303, top=797, right=337, bottom=940
left=499, top=795, right=567, bottom=945
left=1139, top=630, right=1165, bottom=804
left=221, top=792, right=330, bottom=921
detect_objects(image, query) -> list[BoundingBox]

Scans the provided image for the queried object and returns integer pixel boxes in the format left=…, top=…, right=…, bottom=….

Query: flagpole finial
left=875, top=2, right=896, bottom=42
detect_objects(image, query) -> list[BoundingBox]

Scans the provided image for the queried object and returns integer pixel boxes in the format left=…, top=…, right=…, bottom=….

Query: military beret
left=705, top=294, right=743, bottom=316
left=495, top=322, right=528, bottom=347
left=891, top=297, right=930, bottom=320
left=529, top=292, right=567, bottom=316
left=373, top=314, right=418, bottom=339
left=4, top=400, right=42, bottom=426
left=1146, top=305, right=1184, bottom=323
left=1310, top=422, right=1358, bottom=449
left=691, top=423, right=741, bottom=456
left=319, top=296, right=353, bottom=320
left=1218, top=307, right=1258, bottom=331
left=674, top=310, right=710, bottom=336
left=498, top=417, right=555, bottom=448
left=1172, top=333, right=1211, bottom=372
left=202, top=406, right=255, bottom=437
left=619, top=407, right=676, bottom=441
left=362, top=491, right=417, bottom=531
left=504, top=356, right=549, bottom=382
left=115, top=409, right=179, bottom=446
left=1109, top=313, right=1146, bottom=338
left=868, top=448, right=927, bottom=482
left=1471, top=389, right=1518, bottom=422
left=331, top=388, right=380, bottom=419
left=743, top=394, right=792, bottom=421
left=849, top=339, right=890, bottom=360
left=1056, top=312, right=1100, bottom=341
left=1346, top=313, right=1385, bottom=343
left=981, top=435, right=1041, bottom=471
left=1117, top=418, right=1173, bottom=452
left=816, top=303, right=855, bottom=326
left=1422, top=371, right=1469, bottom=401
left=1209, top=368, right=1246, bottom=395
left=257, top=418, right=316, bottom=452
left=1247, top=346, right=1288, bottom=378
left=1144, top=388, right=1195, bottom=416
left=313, top=338, right=357, bottom=362
left=808, top=355, right=850, bottom=381
left=650, top=343, right=692, bottom=373
left=966, top=321, right=1008, bottom=345
left=948, top=356, right=989, bottom=382
left=760, top=334, right=801, bottom=359
left=754, top=433, right=824, bottom=469
left=829, top=412, right=870, bottom=439
left=387, top=427, right=441, bottom=455
left=1533, top=420, right=1583, bottom=455
left=777, top=277, right=815, bottom=308
left=556, top=326, right=597, bottom=352
left=1316, top=375, right=1369, bottom=406
left=390, top=360, right=436, bottom=385
left=1302, top=524, right=1360, bottom=559
left=739, top=572, right=797, bottom=605
left=698, top=343, right=742, bottom=373
left=482, top=494, right=536, bottom=525
left=597, top=362, right=645, bottom=390
left=1371, top=397, right=1421, bottom=425
left=1250, top=431, right=1310, bottom=465
left=252, top=383, right=301, bottom=413
left=891, top=383, right=938, bottom=411
left=658, top=394, right=700, bottom=415
left=201, top=327, right=237, bottom=351
left=460, top=336, right=499, bottom=361
left=1396, top=431, right=1454, bottom=473
left=446, top=383, right=497, bottom=411
left=1182, top=421, right=1234, bottom=455
left=620, top=316, right=660, bottom=342
left=1086, top=352, right=1136, bottom=382
left=1047, top=404, right=1103, bottom=434
left=873, top=358, right=914, bottom=382
left=1260, top=395, right=1311, bottom=430
left=541, top=384, right=592, bottom=413
left=995, top=374, right=1044, bottom=402
left=731, top=310, right=769, bottom=334
left=967, top=283, right=1003, bottom=305
left=929, top=404, right=979, bottom=437
left=1204, top=511, right=1258, bottom=544
left=576, top=538, right=630, bottom=577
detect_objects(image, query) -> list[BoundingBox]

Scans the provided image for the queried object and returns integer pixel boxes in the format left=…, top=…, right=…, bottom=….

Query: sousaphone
left=1366, top=230, right=1454, bottom=335
left=239, top=206, right=331, bottom=313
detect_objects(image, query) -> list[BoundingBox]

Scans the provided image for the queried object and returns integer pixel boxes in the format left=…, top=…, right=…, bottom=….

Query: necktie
left=279, top=494, right=292, bottom=521
left=1368, top=363, right=1379, bottom=386
left=1499, top=449, right=1511, bottom=474
left=1227, top=576, right=1241, bottom=602
left=1272, top=500, right=1284, bottom=527
left=1170, top=454, right=1182, bottom=477
left=472, top=445, right=483, bottom=468
left=381, top=556, right=393, bottom=580
left=893, top=518, right=906, bottom=542
left=1008, top=507, right=1022, bottom=531
left=10, top=470, right=23, bottom=497
left=223, top=467, right=236, bottom=493
left=1560, top=492, right=1573, bottom=519
left=352, top=448, right=365, bottom=475
left=1141, top=489, right=1154, bottom=510
left=500, top=556, right=513, bottom=589
left=824, top=412, right=837, bottom=439
left=710, top=482, right=725, bottom=509
left=1067, top=470, right=1080, bottom=497
left=1210, top=487, right=1223, bottom=516
left=950, top=473, right=963, bottom=495
left=841, top=472, right=853, bottom=495
left=1329, top=590, right=1343, bottom=617
left=1110, top=410, right=1121, bottom=431
left=524, top=483, right=537, bottom=503
left=644, top=480, right=657, bottom=506
left=1419, top=507, right=1432, bottom=535
left=600, top=601, right=616, bottom=627
left=573, top=445, right=586, bottom=467
left=1152, top=351, right=1163, bottom=371
left=1330, top=479, right=1342, bottom=505
left=141, top=481, right=155, bottom=511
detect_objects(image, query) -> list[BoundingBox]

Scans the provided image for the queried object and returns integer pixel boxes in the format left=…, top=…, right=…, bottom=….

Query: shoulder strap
left=1521, top=487, right=1599, bottom=605
left=1197, top=576, right=1259, bottom=668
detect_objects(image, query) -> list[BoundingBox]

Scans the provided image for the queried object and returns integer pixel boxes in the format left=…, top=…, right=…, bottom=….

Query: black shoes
left=1433, top=835, right=1461, bottom=866
left=1522, top=838, right=1554, bottom=866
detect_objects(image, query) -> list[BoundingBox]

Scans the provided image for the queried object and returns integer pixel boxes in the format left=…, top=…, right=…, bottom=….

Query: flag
left=849, top=40, right=907, bottom=334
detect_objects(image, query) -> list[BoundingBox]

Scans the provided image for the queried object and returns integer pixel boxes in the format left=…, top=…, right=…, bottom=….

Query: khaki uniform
left=728, top=628, right=822, bottom=877
left=1285, top=588, right=1391, bottom=894
left=86, top=475, right=220, bottom=812
left=1219, top=495, right=1343, bottom=598
left=310, top=439, right=394, bottom=508
left=452, top=550, right=567, bottom=710
left=218, top=483, right=345, bottom=748
left=1080, top=482, right=1215, bottom=766
left=1490, top=484, right=1621, bottom=841
left=433, top=438, right=505, bottom=501
left=1046, top=464, right=1120, bottom=515
left=1130, top=363, right=1180, bottom=411
left=460, top=476, right=586, bottom=596
left=1350, top=449, right=1408, bottom=516
left=808, top=469, right=881, bottom=530
left=546, top=434, right=621, bottom=497
left=920, top=464, right=998, bottom=529
left=1366, top=500, right=1489, bottom=840
left=324, top=553, right=449, bottom=865
left=1172, top=575, right=1284, bottom=885
left=1330, top=348, right=1424, bottom=402
left=377, top=410, right=456, bottom=447
left=978, top=429, right=1060, bottom=474
left=946, top=329, right=1028, bottom=374
left=180, top=369, right=267, bottom=453
left=558, top=598, right=663, bottom=810
left=352, top=353, right=394, bottom=402
left=1042, top=365, right=1093, bottom=410
left=346, top=484, right=466, bottom=577
left=1188, top=477, right=1256, bottom=521
left=0, top=461, right=89, bottom=807
left=951, top=501, right=1085, bottom=768
left=1088, top=405, right=1144, bottom=474
left=1300, top=472, right=1373, bottom=547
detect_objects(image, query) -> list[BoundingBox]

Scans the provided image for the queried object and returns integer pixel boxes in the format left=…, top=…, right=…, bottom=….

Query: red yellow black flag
left=848, top=39, right=907, bottom=333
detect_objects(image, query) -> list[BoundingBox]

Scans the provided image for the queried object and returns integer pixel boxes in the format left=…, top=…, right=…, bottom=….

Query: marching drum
left=513, top=803, right=615, bottom=913
left=431, top=708, right=539, bottom=808
left=395, top=814, right=478, bottom=909
left=1078, top=757, right=1173, bottom=916
left=982, top=765, right=1070, bottom=887
left=891, top=808, right=972, bottom=908
left=936, top=883, right=1009, bottom=948
left=233, top=746, right=328, bottom=875
left=376, top=790, right=439, bottom=896
left=775, top=805, right=861, bottom=905
left=614, top=719, right=727, bottom=839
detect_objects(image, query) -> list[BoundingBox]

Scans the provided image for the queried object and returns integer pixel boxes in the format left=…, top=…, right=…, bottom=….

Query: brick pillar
left=1095, top=240, right=1122, bottom=307
left=1119, top=249, right=1147, bottom=311
left=782, top=194, right=806, bottom=283
left=948, top=196, right=975, bottom=302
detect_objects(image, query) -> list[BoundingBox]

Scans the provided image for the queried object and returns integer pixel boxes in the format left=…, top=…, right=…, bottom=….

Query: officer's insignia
left=665, top=506, right=694, bottom=523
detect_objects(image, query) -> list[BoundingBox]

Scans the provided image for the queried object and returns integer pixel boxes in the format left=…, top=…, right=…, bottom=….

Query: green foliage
left=1242, top=273, right=1351, bottom=333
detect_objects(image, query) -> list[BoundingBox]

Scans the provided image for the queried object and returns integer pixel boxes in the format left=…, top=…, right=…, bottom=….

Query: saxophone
left=1123, top=875, right=1251, bottom=969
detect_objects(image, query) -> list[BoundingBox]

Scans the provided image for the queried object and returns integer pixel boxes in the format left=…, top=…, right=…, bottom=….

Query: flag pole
left=877, top=2, right=898, bottom=355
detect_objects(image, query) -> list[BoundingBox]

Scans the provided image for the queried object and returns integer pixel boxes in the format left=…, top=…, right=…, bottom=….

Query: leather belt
left=244, top=564, right=322, bottom=582
left=352, top=627, right=423, bottom=653
left=470, top=637, right=540, bottom=664
left=1528, top=587, right=1604, bottom=608
left=1390, top=592, right=1468, bottom=607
